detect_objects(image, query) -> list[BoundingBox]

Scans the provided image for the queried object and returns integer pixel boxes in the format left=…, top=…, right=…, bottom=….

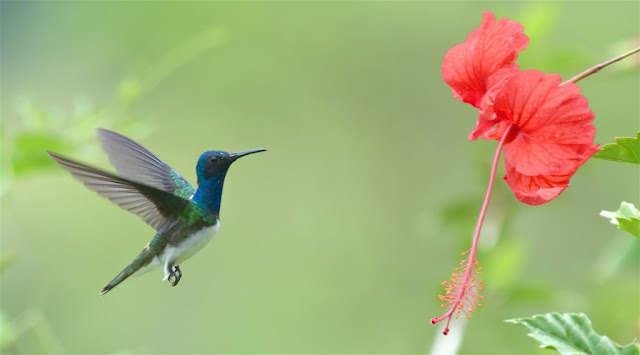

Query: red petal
left=442, top=11, right=529, bottom=110
left=494, top=70, right=599, bottom=176
left=505, top=143, right=600, bottom=205
left=503, top=161, right=571, bottom=205
left=468, top=108, right=500, bottom=140
left=481, top=120, right=512, bottom=141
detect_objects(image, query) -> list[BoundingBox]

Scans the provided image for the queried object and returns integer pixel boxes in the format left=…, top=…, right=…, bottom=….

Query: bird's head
left=196, top=149, right=266, bottom=185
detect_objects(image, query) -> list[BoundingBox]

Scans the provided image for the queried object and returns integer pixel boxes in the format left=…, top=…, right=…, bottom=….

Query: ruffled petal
left=468, top=108, right=500, bottom=140
left=503, top=143, right=600, bottom=205
left=494, top=70, right=599, bottom=176
left=442, top=11, right=529, bottom=109
left=503, top=161, right=571, bottom=205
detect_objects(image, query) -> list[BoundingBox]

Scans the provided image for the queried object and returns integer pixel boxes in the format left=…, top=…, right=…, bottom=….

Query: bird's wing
left=48, top=152, right=191, bottom=231
left=97, top=128, right=196, bottom=199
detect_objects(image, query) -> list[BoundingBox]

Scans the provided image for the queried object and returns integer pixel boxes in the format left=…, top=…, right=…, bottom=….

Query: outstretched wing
left=48, top=151, right=191, bottom=231
left=97, top=128, right=195, bottom=199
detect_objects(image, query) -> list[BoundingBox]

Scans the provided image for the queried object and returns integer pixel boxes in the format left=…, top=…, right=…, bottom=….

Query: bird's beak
left=230, top=148, right=267, bottom=161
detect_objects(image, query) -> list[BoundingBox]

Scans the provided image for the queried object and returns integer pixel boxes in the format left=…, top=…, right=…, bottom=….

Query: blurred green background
left=1, top=1, right=638, bottom=354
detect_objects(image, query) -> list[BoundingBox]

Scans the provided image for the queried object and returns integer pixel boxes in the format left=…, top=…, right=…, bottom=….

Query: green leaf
left=482, top=240, right=525, bottom=291
left=601, top=202, right=640, bottom=238
left=593, top=132, right=640, bottom=164
left=11, top=132, right=72, bottom=175
left=0, top=254, right=15, bottom=274
left=0, top=311, right=17, bottom=352
left=506, top=313, right=640, bottom=355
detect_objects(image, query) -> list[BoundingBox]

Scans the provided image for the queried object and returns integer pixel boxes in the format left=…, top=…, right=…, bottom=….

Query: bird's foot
left=167, top=265, right=182, bottom=287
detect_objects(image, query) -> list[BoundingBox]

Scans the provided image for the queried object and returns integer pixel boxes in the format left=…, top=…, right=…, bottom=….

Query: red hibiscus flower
left=441, top=12, right=598, bottom=205
left=433, top=10, right=604, bottom=337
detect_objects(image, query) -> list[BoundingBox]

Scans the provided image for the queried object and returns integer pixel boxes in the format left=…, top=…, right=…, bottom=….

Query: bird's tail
left=100, top=245, right=155, bottom=295
left=100, top=268, right=133, bottom=295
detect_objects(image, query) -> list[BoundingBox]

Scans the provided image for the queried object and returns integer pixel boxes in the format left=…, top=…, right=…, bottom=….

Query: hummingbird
left=47, top=128, right=266, bottom=295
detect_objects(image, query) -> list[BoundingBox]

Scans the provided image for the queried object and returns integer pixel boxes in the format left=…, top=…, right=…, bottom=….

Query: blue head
left=193, top=149, right=266, bottom=213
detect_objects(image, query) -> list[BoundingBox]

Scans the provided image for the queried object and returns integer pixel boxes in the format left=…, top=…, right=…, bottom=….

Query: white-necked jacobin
left=48, top=128, right=266, bottom=295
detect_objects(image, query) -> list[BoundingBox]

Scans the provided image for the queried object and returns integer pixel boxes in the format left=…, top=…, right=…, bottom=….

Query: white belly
left=165, top=222, right=220, bottom=266
left=134, top=221, right=220, bottom=279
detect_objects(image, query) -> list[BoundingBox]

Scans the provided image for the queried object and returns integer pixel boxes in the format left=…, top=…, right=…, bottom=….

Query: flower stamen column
left=431, top=124, right=514, bottom=335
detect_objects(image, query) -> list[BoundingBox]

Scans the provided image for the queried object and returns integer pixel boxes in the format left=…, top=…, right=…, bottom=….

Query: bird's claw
left=168, top=265, right=182, bottom=287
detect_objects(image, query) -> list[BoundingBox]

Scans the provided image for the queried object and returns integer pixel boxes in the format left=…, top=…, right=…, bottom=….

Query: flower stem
left=431, top=123, right=515, bottom=335
left=563, top=46, right=640, bottom=85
